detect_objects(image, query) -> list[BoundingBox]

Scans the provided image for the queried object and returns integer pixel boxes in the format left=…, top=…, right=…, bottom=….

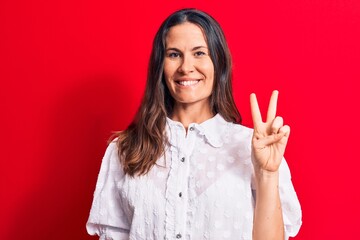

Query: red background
left=1, top=0, right=359, bottom=239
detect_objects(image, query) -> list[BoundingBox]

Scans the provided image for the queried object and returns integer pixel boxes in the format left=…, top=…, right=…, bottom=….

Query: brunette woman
left=87, top=8, right=302, bottom=240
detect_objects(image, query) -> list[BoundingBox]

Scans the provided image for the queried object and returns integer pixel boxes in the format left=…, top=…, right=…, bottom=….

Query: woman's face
left=164, top=22, right=215, bottom=108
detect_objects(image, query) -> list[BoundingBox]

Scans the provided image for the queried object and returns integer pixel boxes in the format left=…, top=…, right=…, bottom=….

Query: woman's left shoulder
left=227, top=122, right=253, bottom=140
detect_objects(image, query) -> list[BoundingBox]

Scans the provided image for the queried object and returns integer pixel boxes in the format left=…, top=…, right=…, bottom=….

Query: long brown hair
left=116, top=8, right=241, bottom=176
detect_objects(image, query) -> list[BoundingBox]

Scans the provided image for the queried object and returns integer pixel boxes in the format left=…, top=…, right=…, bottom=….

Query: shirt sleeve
left=86, top=141, right=130, bottom=240
left=278, top=158, right=302, bottom=239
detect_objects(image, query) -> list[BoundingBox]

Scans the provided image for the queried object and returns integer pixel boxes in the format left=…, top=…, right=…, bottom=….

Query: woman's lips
left=175, top=78, right=201, bottom=86
left=177, top=80, right=200, bottom=86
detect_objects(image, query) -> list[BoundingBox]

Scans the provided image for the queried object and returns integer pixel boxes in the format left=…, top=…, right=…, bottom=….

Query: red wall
left=1, top=0, right=359, bottom=239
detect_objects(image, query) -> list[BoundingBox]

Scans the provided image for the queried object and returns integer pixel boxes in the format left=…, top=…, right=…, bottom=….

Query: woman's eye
left=194, top=51, right=206, bottom=56
left=168, top=52, right=180, bottom=58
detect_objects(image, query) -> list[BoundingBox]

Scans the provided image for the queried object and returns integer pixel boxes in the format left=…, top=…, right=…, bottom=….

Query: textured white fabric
left=86, top=114, right=302, bottom=240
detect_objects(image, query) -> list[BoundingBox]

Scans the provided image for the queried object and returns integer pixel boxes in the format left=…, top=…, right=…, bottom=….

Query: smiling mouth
left=176, top=80, right=200, bottom=86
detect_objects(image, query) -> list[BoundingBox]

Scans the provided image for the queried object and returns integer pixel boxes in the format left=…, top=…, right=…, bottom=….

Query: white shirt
left=86, top=114, right=302, bottom=240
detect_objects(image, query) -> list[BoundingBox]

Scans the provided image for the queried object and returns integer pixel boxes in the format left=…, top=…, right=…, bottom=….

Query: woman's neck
left=170, top=101, right=214, bottom=129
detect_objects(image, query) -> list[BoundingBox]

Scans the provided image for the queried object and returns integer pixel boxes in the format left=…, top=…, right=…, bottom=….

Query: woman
left=86, top=8, right=302, bottom=240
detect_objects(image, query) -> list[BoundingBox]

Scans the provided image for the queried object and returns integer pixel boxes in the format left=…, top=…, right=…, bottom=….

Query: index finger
left=250, top=93, right=262, bottom=126
left=266, top=90, right=279, bottom=122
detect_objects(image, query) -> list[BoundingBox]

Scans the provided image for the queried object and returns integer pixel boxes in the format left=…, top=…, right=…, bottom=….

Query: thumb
left=254, top=132, right=286, bottom=148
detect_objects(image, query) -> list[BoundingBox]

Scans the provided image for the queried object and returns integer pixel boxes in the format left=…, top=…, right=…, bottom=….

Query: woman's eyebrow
left=192, top=46, right=208, bottom=50
left=165, top=46, right=208, bottom=51
left=165, top=47, right=181, bottom=52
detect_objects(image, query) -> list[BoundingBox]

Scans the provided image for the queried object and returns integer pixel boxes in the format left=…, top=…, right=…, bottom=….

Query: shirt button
left=176, top=233, right=182, bottom=238
left=181, top=157, right=185, bottom=162
left=179, top=192, right=182, bottom=197
left=189, top=127, right=194, bottom=131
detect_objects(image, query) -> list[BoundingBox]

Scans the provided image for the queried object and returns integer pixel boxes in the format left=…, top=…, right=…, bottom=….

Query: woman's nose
left=178, top=54, right=195, bottom=74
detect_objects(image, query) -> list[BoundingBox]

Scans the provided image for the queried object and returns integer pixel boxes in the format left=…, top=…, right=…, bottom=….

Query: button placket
left=175, top=125, right=196, bottom=239
left=178, top=155, right=185, bottom=198
left=175, top=149, right=187, bottom=238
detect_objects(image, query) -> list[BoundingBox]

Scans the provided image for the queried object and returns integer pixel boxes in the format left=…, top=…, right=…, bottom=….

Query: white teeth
left=178, top=80, right=199, bottom=86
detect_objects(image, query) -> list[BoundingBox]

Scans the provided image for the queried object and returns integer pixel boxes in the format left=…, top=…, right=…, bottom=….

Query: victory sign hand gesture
left=250, top=90, right=290, bottom=172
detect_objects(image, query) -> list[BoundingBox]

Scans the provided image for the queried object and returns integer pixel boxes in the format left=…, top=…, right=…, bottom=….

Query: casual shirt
left=86, top=114, right=302, bottom=240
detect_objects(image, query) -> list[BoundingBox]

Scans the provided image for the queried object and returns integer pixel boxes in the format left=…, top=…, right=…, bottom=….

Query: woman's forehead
left=165, top=22, right=208, bottom=48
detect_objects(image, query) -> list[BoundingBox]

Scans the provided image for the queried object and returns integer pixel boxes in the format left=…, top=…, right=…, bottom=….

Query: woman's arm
left=86, top=141, right=131, bottom=240
left=253, top=169, right=284, bottom=240
left=250, top=91, right=290, bottom=239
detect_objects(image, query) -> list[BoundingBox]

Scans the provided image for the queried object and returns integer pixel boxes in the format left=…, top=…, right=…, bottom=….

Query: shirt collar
left=166, top=113, right=229, bottom=148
